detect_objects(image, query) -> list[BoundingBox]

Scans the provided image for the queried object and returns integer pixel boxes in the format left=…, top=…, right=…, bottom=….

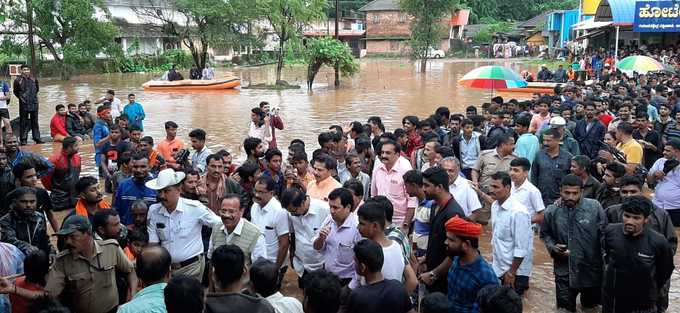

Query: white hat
left=145, top=169, right=186, bottom=190
left=549, top=116, right=567, bottom=127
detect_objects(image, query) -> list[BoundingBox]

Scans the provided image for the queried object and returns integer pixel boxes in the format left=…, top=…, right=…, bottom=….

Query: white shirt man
left=449, top=175, right=482, bottom=217
left=511, top=179, right=545, bottom=223
left=288, top=198, right=331, bottom=277
left=491, top=196, right=532, bottom=293
left=148, top=197, right=220, bottom=263
left=251, top=197, right=290, bottom=265
left=266, top=292, right=304, bottom=313
left=206, top=218, right=268, bottom=262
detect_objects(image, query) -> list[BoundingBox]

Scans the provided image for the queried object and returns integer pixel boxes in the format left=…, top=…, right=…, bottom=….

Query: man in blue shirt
left=445, top=216, right=498, bottom=313
left=114, top=153, right=157, bottom=225
left=93, top=104, right=112, bottom=170
left=123, top=93, right=145, bottom=131
left=4, top=136, right=54, bottom=178
left=118, top=245, right=170, bottom=313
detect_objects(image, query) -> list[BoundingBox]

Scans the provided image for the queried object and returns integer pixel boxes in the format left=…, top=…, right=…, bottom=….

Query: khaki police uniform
left=45, top=239, right=134, bottom=313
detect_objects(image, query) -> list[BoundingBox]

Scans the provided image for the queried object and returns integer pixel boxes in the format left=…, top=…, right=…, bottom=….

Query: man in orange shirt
left=307, top=154, right=341, bottom=201
left=156, top=121, right=184, bottom=170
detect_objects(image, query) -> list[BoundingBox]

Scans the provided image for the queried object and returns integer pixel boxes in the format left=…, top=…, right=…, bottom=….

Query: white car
left=427, top=48, right=445, bottom=58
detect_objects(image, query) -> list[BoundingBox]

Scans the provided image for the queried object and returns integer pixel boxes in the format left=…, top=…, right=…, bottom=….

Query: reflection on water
left=14, top=59, right=680, bottom=312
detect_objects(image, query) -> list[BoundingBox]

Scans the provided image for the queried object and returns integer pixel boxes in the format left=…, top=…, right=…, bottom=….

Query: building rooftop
left=359, top=0, right=401, bottom=12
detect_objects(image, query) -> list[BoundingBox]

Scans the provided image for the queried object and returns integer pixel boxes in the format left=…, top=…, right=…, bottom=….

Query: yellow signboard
left=583, top=0, right=602, bottom=15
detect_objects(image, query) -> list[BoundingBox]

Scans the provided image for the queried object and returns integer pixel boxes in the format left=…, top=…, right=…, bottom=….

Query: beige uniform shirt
left=473, top=149, right=516, bottom=190
left=45, top=239, right=134, bottom=313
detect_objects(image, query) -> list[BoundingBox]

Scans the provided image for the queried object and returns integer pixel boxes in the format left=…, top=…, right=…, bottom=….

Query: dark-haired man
left=371, top=140, right=416, bottom=231
left=648, top=139, right=680, bottom=226
left=541, top=175, right=605, bottom=312
left=251, top=176, right=290, bottom=269
left=114, top=153, right=158, bottom=225
left=251, top=259, right=303, bottom=313
left=488, top=172, right=532, bottom=296
left=3, top=162, right=58, bottom=231
left=157, top=121, right=185, bottom=170
left=281, top=187, right=330, bottom=286
left=205, top=245, right=276, bottom=313
left=200, top=154, right=246, bottom=214
left=596, top=162, right=626, bottom=210
left=13, top=65, right=42, bottom=145
left=4, top=135, right=53, bottom=177
left=262, top=148, right=285, bottom=197
left=347, top=239, right=414, bottom=313
left=420, top=166, right=465, bottom=294
left=118, top=246, right=172, bottom=313
left=302, top=270, right=342, bottom=313
left=189, top=128, right=211, bottom=173
left=531, top=128, right=573, bottom=206
left=313, top=188, right=361, bottom=285
left=569, top=155, right=601, bottom=199
left=100, top=124, right=133, bottom=191
left=0, top=187, right=54, bottom=257
left=444, top=216, right=498, bottom=312
left=601, top=196, right=674, bottom=313
left=308, top=154, right=342, bottom=201
left=44, top=137, right=81, bottom=211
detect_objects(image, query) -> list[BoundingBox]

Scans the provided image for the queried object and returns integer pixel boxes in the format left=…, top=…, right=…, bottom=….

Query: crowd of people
left=0, top=46, right=680, bottom=313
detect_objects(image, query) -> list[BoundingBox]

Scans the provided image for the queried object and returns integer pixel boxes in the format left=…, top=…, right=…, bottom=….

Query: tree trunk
left=420, top=57, right=427, bottom=73
left=307, top=61, right=322, bottom=90
left=276, top=35, right=285, bottom=84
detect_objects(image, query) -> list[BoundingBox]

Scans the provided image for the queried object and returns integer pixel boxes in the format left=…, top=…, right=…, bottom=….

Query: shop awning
left=572, top=19, right=612, bottom=30
left=575, top=29, right=607, bottom=41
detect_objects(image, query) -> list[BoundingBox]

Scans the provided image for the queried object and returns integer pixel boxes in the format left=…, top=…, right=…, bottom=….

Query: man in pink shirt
left=371, top=140, right=417, bottom=231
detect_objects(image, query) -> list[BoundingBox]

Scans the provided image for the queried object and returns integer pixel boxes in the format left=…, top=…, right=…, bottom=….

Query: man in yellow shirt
left=600, top=122, right=643, bottom=175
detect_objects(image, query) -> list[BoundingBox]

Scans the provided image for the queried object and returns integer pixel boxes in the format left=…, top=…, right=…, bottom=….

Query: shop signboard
left=634, top=0, right=680, bottom=32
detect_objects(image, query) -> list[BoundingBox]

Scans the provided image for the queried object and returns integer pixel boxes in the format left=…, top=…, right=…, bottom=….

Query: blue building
left=545, top=9, right=581, bottom=50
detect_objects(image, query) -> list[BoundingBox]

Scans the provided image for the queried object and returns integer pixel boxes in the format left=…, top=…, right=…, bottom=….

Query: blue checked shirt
left=447, top=255, right=499, bottom=313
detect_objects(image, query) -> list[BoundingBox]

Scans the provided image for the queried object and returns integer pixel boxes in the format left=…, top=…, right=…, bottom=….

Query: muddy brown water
left=10, top=59, right=679, bottom=312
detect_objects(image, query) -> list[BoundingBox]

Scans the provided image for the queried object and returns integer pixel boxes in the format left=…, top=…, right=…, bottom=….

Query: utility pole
left=334, top=0, right=340, bottom=87
left=26, top=0, right=37, bottom=74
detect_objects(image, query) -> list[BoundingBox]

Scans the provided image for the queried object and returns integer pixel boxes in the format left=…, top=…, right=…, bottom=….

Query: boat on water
left=142, top=76, right=241, bottom=91
left=499, top=82, right=559, bottom=94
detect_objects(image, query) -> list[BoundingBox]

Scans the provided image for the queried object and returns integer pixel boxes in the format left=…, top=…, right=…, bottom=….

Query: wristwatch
left=428, top=271, right=437, bottom=281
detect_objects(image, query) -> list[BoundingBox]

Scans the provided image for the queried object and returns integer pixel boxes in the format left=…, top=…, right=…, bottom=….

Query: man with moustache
left=0, top=187, right=54, bottom=257
left=419, top=166, right=466, bottom=294
left=114, top=153, right=158, bottom=225
left=541, top=175, right=606, bottom=313
left=444, top=216, right=498, bottom=313
left=574, top=101, right=606, bottom=160
left=250, top=176, right=290, bottom=270
left=146, top=168, right=220, bottom=281
left=208, top=194, right=267, bottom=264
left=181, top=169, right=202, bottom=200
left=371, top=139, right=417, bottom=231
left=601, top=196, right=674, bottom=313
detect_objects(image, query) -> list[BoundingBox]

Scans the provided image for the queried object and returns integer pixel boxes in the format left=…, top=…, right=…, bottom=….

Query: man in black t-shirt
left=420, top=167, right=465, bottom=294
left=101, top=125, right=132, bottom=192
left=347, top=239, right=414, bottom=313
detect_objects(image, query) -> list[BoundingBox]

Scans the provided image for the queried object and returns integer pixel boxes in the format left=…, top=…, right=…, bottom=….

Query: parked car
left=427, top=48, right=445, bottom=58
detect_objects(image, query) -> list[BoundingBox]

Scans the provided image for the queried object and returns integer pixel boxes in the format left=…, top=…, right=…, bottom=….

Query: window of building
left=398, top=14, right=407, bottom=23
left=390, top=41, right=400, bottom=50
left=372, top=15, right=380, bottom=24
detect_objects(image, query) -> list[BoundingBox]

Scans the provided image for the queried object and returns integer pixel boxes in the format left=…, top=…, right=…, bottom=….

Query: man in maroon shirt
left=259, top=101, right=284, bottom=149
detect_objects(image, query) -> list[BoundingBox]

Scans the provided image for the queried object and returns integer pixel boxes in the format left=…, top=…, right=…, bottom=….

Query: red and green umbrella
left=617, top=55, right=664, bottom=74
left=459, top=65, right=528, bottom=89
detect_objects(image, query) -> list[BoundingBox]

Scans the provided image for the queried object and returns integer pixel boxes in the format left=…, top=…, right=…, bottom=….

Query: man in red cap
left=444, top=216, right=499, bottom=313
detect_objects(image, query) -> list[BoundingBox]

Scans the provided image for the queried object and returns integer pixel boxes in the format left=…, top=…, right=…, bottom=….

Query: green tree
left=258, top=0, right=327, bottom=84
left=134, top=0, right=257, bottom=70
left=305, top=37, right=358, bottom=90
left=399, top=0, right=458, bottom=72
left=2, top=0, right=119, bottom=79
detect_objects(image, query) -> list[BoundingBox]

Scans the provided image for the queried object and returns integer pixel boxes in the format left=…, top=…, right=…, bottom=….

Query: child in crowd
left=124, top=228, right=149, bottom=262
left=9, top=251, right=49, bottom=313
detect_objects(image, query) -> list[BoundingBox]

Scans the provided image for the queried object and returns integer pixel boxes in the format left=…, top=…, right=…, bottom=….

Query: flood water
left=11, top=59, right=680, bottom=312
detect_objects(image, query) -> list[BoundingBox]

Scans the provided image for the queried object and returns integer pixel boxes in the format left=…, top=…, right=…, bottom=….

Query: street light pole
left=334, top=0, right=340, bottom=87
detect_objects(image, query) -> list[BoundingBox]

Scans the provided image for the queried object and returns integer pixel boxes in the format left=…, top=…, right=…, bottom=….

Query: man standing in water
left=541, top=175, right=605, bottom=313
left=13, top=65, right=43, bottom=145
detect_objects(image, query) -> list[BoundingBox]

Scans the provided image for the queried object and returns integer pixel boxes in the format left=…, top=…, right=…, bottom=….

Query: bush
left=106, top=49, right=193, bottom=73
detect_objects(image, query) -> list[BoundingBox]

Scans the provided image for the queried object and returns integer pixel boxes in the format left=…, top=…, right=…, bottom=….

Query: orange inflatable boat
left=142, top=76, right=241, bottom=91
